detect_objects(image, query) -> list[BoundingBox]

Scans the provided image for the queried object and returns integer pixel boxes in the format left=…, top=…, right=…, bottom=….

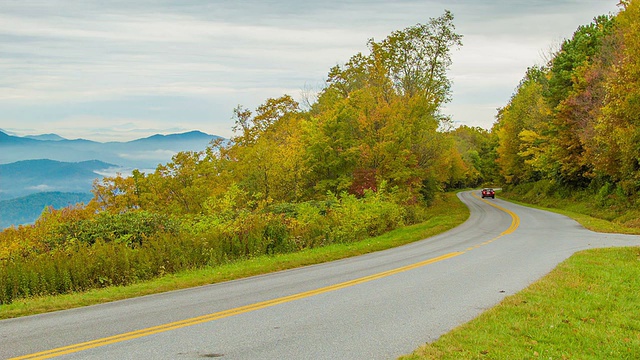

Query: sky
left=0, top=0, right=621, bottom=142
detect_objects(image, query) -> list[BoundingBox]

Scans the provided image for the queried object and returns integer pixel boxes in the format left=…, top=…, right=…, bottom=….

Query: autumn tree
left=373, top=9, right=463, bottom=103
left=227, top=95, right=307, bottom=202
left=545, top=15, right=615, bottom=187
left=593, top=0, right=640, bottom=188
left=546, top=15, right=615, bottom=109
left=307, top=10, right=463, bottom=201
left=495, top=66, right=551, bottom=184
left=450, top=125, right=498, bottom=186
left=495, top=2, right=640, bottom=202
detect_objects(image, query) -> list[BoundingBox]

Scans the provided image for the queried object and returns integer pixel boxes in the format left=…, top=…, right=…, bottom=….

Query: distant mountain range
left=0, top=130, right=224, bottom=228
left=0, top=130, right=222, bottom=169
left=23, top=133, right=67, bottom=141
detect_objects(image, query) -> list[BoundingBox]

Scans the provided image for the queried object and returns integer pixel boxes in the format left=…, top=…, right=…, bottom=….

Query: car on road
left=481, top=188, right=495, bottom=199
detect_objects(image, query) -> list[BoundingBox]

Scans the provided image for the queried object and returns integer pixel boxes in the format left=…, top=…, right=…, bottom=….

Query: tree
left=546, top=15, right=615, bottom=109
left=311, top=10, right=463, bottom=201
left=326, top=53, right=372, bottom=99
left=324, top=10, right=462, bottom=108
left=450, top=125, right=497, bottom=186
left=495, top=67, right=551, bottom=184
left=593, top=0, right=640, bottom=187
left=543, top=15, right=615, bottom=187
left=227, top=96, right=307, bottom=202
left=373, top=10, right=463, bottom=103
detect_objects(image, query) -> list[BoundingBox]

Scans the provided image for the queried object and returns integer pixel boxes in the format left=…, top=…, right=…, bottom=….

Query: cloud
left=0, top=0, right=621, bottom=141
left=27, top=184, right=54, bottom=191
left=94, top=166, right=155, bottom=177
left=118, top=150, right=178, bottom=161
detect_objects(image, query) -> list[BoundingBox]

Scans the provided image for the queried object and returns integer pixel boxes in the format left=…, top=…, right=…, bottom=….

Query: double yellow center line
left=465, top=192, right=520, bottom=250
left=12, top=192, right=520, bottom=360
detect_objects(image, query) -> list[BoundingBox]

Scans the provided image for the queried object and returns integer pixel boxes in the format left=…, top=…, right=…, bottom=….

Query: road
left=2, top=191, right=639, bottom=359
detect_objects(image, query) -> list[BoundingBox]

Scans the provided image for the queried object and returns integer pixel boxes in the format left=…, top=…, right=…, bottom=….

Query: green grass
left=400, top=247, right=640, bottom=360
left=0, top=192, right=469, bottom=320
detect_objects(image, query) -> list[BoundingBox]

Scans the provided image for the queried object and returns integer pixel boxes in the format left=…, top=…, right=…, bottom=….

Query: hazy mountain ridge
left=24, top=133, right=67, bottom=141
left=0, top=130, right=222, bottom=169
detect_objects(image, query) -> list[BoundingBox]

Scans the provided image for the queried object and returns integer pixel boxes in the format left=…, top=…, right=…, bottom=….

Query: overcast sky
left=0, top=0, right=621, bottom=141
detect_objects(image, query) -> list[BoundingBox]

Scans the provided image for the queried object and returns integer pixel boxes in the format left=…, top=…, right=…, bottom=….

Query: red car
left=481, top=188, right=495, bottom=199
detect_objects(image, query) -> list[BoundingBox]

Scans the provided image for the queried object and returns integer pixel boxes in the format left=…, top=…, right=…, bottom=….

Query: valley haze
left=0, top=130, right=222, bottom=228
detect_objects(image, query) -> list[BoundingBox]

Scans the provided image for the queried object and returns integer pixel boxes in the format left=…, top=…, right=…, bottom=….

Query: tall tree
left=372, top=10, right=462, bottom=103
left=546, top=15, right=615, bottom=186
left=594, top=0, right=640, bottom=186
left=228, top=96, right=304, bottom=201
left=495, top=67, right=551, bottom=184
left=547, top=15, right=615, bottom=109
left=312, top=10, right=463, bottom=201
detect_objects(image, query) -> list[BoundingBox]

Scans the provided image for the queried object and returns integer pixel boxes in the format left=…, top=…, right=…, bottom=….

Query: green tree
left=547, top=15, right=615, bottom=109
left=227, top=95, right=308, bottom=202
left=450, top=125, right=497, bottom=186
left=373, top=9, right=463, bottom=103
left=310, top=10, right=463, bottom=201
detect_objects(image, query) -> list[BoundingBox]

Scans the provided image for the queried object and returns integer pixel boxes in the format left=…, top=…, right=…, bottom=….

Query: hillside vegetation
left=0, top=11, right=489, bottom=305
left=1, top=1, right=638, bottom=309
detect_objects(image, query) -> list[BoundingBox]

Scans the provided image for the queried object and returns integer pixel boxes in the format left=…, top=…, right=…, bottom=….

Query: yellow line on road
left=13, top=191, right=521, bottom=360
left=11, top=252, right=463, bottom=360
left=472, top=191, right=520, bottom=236
left=465, top=192, right=519, bottom=249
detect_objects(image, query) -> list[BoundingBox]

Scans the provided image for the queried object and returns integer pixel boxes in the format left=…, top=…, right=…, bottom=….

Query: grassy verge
left=400, top=247, right=640, bottom=360
left=0, top=192, right=469, bottom=320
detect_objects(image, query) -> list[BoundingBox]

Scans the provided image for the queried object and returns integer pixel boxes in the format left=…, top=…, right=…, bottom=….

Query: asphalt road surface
left=2, top=191, right=640, bottom=359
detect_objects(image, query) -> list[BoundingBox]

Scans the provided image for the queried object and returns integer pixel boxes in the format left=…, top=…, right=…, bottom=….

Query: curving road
left=2, top=191, right=640, bottom=359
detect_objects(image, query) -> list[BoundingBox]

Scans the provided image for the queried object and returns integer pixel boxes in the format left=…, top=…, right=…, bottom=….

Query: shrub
left=54, top=211, right=179, bottom=247
left=0, top=188, right=427, bottom=304
left=597, top=182, right=616, bottom=207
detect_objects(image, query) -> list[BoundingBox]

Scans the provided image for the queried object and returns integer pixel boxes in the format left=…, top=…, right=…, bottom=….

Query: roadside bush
left=53, top=211, right=179, bottom=247
left=0, top=230, right=222, bottom=304
left=287, top=201, right=331, bottom=248
left=596, top=182, right=616, bottom=207
left=0, top=188, right=426, bottom=304
left=323, top=190, right=405, bottom=243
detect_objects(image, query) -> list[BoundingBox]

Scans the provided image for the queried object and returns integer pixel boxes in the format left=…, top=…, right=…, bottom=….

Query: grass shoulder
left=0, top=192, right=469, bottom=320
